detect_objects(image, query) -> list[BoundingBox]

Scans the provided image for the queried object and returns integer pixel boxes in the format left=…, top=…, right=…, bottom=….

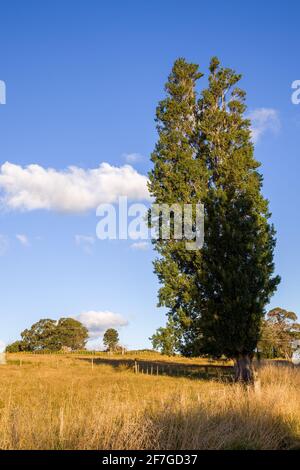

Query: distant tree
left=6, top=340, right=27, bottom=353
left=19, top=318, right=88, bottom=351
left=150, top=319, right=180, bottom=356
left=55, top=318, right=88, bottom=350
left=258, top=308, right=300, bottom=359
left=21, top=319, right=57, bottom=351
left=103, top=328, right=119, bottom=352
left=258, top=320, right=278, bottom=359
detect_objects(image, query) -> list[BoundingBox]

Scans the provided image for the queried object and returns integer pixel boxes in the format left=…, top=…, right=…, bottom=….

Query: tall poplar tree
left=197, top=58, right=280, bottom=381
left=148, top=58, right=206, bottom=348
left=149, top=57, right=280, bottom=383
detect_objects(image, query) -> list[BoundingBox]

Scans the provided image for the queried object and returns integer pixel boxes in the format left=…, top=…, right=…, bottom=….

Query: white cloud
left=0, top=339, right=6, bottom=353
left=0, top=234, right=9, bottom=256
left=123, top=153, right=144, bottom=164
left=76, top=310, right=128, bottom=339
left=75, top=234, right=95, bottom=254
left=131, top=241, right=149, bottom=250
left=249, top=108, right=280, bottom=143
left=16, top=233, right=30, bottom=246
left=0, top=162, right=150, bottom=213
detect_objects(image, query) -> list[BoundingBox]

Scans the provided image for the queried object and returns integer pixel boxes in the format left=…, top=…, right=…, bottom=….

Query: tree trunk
left=234, top=354, right=254, bottom=384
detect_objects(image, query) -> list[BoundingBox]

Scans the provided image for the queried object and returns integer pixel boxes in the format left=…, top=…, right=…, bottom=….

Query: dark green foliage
left=21, top=319, right=57, bottom=351
left=195, top=58, right=280, bottom=360
left=55, top=318, right=89, bottom=351
left=149, top=57, right=280, bottom=365
left=18, top=317, right=88, bottom=351
left=149, top=58, right=205, bottom=205
left=5, top=340, right=27, bottom=353
left=148, top=58, right=207, bottom=351
left=103, top=328, right=119, bottom=352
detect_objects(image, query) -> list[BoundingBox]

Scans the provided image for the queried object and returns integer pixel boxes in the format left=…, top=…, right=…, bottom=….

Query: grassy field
left=0, top=353, right=299, bottom=450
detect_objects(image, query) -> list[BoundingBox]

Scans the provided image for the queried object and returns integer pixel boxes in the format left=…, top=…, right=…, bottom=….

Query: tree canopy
left=150, top=319, right=181, bottom=356
left=103, top=328, right=119, bottom=352
left=6, top=317, right=88, bottom=352
left=258, top=307, right=300, bottom=359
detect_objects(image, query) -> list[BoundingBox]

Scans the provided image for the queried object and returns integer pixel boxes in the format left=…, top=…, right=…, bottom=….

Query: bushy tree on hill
left=6, top=340, right=26, bottom=353
left=103, top=328, right=119, bottom=352
left=21, top=318, right=57, bottom=351
left=6, top=317, right=88, bottom=352
left=259, top=307, right=300, bottom=359
left=149, top=57, right=280, bottom=383
left=55, top=318, right=89, bottom=351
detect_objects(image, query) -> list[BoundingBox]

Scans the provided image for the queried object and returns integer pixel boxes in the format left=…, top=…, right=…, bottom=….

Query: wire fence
left=5, top=351, right=297, bottom=380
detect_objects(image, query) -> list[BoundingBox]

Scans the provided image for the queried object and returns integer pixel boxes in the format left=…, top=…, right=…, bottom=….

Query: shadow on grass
left=144, top=402, right=300, bottom=450
left=77, top=356, right=234, bottom=382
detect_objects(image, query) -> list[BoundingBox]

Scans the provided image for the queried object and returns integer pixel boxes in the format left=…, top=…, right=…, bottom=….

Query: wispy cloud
left=131, top=241, right=149, bottom=251
left=75, top=310, right=128, bottom=339
left=75, top=234, right=95, bottom=254
left=249, top=108, right=280, bottom=143
left=75, top=235, right=95, bottom=245
left=0, top=162, right=150, bottom=213
left=122, top=153, right=144, bottom=164
left=16, top=233, right=30, bottom=247
left=0, top=234, right=9, bottom=256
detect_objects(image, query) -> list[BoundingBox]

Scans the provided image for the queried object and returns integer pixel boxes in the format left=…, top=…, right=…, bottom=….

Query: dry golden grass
left=0, top=354, right=299, bottom=450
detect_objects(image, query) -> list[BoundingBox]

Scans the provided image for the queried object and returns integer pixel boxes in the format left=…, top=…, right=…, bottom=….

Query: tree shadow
left=144, top=401, right=300, bottom=450
left=77, top=356, right=234, bottom=382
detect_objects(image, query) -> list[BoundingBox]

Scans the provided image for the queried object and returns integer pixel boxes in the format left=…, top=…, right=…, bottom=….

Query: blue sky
left=0, top=0, right=300, bottom=350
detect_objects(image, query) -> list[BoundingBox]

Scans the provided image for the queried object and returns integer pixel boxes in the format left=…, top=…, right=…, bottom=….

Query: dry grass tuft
left=0, top=354, right=299, bottom=450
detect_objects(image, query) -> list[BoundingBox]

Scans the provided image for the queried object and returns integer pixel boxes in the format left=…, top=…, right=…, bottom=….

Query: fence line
left=132, top=358, right=233, bottom=380
left=9, top=352, right=233, bottom=379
